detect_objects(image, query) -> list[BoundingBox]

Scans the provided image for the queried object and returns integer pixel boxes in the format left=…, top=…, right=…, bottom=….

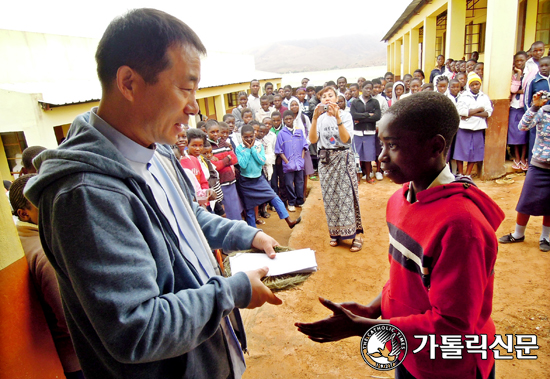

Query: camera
left=323, top=104, right=329, bottom=111
left=541, top=91, right=549, bottom=100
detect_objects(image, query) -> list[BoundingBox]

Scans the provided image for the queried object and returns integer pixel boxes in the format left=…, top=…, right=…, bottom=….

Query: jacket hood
left=411, top=182, right=504, bottom=231
left=25, top=112, right=144, bottom=207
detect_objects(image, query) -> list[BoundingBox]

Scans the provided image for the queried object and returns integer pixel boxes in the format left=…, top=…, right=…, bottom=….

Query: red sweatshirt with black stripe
left=381, top=182, right=504, bottom=379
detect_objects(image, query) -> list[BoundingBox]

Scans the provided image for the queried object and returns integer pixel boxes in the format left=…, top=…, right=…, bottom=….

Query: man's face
left=131, top=45, right=200, bottom=146
left=261, top=99, right=270, bottom=111
left=265, top=85, right=273, bottom=95
left=301, top=79, right=309, bottom=87
left=206, top=124, right=220, bottom=141
left=337, top=78, right=347, bottom=92
left=437, top=55, right=445, bottom=67
left=250, top=81, right=260, bottom=96
left=242, top=130, right=255, bottom=146
left=283, top=115, right=294, bottom=128
left=284, top=88, right=292, bottom=99
left=403, top=77, right=411, bottom=90
left=225, top=117, right=235, bottom=132
left=273, top=96, right=282, bottom=108
left=296, top=90, right=306, bottom=102
left=272, top=115, right=282, bottom=128
left=202, top=146, right=213, bottom=160
left=307, top=89, right=316, bottom=98
left=263, top=118, right=273, bottom=129
left=469, top=81, right=481, bottom=94
left=257, top=126, right=269, bottom=139
left=187, top=137, right=204, bottom=157
left=362, top=84, right=373, bottom=98
left=176, top=131, right=188, bottom=153
left=533, top=44, right=545, bottom=60
left=242, top=112, right=253, bottom=125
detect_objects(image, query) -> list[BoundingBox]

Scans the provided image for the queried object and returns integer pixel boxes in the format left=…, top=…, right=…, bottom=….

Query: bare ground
left=241, top=173, right=549, bottom=378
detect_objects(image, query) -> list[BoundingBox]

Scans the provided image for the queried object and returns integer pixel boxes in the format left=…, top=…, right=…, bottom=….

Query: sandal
left=520, top=161, right=528, bottom=171
left=256, top=219, right=266, bottom=225
left=512, top=160, right=520, bottom=170
left=366, top=178, right=376, bottom=184
left=350, top=237, right=363, bottom=252
left=329, top=238, right=339, bottom=247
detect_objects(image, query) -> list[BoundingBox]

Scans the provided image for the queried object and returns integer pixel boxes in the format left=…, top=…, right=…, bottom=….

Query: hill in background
left=246, top=34, right=387, bottom=74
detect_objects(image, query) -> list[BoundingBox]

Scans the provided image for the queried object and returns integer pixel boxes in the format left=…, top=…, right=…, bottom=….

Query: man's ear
left=116, top=66, right=140, bottom=102
left=17, top=208, right=30, bottom=222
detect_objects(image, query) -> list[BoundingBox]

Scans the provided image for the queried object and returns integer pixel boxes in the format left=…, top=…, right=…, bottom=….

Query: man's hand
left=245, top=267, right=282, bottom=308
left=251, top=231, right=279, bottom=258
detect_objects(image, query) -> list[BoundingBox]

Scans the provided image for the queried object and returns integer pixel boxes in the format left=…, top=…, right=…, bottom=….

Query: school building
left=383, top=0, right=548, bottom=179
left=0, top=29, right=281, bottom=181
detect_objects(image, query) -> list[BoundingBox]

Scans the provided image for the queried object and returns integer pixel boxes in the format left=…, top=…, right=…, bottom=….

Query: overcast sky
left=0, top=0, right=412, bottom=52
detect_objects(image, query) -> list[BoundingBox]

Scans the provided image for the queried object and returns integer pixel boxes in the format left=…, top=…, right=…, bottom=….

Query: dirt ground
left=241, top=172, right=549, bottom=379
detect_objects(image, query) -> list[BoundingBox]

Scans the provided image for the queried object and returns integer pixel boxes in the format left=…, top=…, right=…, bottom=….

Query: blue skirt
left=353, top=134, right=377, bottom=162
left=221, top=183, right=244, bottom=220
left=237, top=175, right=277, bottom=210
left=304, top=150, right=315, bottom=175
left=453, top=129, right=485, bottom=162
left=507, top=108, right=528, bottom=145
left=516, top=165, right=550, bottom=216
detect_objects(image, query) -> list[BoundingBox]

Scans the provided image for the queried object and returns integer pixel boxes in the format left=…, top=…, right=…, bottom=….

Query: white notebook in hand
left=229, top=248, right=317, bottom=277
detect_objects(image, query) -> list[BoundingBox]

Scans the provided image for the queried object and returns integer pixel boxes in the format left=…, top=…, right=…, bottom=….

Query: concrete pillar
left=422, top=16, right=437, bottom=75
left=403, top=33, right=410, bottom=76
left=409, top=28, right=420, bottom=74
left=394, top=39, right=402, bottom=79
left=387, top=44, right=392, bottom=73
left=214, top=94, right=226, bottom=121
left=482, top=0, right=519, bottom=180
left=446, top=0, right=467, bottom=60
left=524, top=0, right=538, bottom=49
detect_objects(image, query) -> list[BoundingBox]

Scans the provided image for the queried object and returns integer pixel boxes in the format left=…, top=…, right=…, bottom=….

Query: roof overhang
left=381, top=0, right=426, bottom=42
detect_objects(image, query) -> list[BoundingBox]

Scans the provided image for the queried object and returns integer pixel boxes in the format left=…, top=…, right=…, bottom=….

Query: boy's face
left=436, top=55, right=445, bottom=67
left=474, top=64, right=484, bottom=78
left=337, top=96, right=346, bottom=110
left=284, top=88, right=292, bottom=99
left=243, top=112, right=253, bottom=124
left=445, top=59, right=452, bottom=69
left=450, top=61, right=456, bottom=72
left=395, top=85, right=404, bottom=97
left=403, top=77, right=411, bottom=90
left=206, top=124, right=220, bottom=141
left=539, top=59, right=550, bottom=76
left=220, top=127, right=229, bottom=141
left=385, top=74, right=394, bottom=83
left=344, top=89, right=352, bottom=101
left=413, top=72, right=423, bottom=81
left=272, top=115, right=282, bottom=128
left=261, top=99, right=270, bottom=111
left=363, top=84, right=373, bottom=98
left=372, top=83, right=382, bottom=95
left=378, top=116, right=432, bottom=185
left=202, top=146, right=213, bottom=160
left=239, top=95, right=248, bottom=107
left=242, top=130, right=255, bottom=146
left=533, top=43, right=545, bottom=60
left=449, top=82, right=461, bottom=97
left=265, top=85, right=273, bottom=95
left=252, top=123, right=260, bottom=137
left=273, top=96, right=282, bottom=108
left=457, top=74, right=467, bottom=88
left=337, top=78, right=347, bottom=92
left=307, top=89, right=316, bottom=98
left=301, top=78, right=309, bottom=87
left=514, top=55, right=527, bottom=70
left=278, top=88, right=285, bottom=96
left=263, top=118, right=273, bottom=129
left=176, top=131, right=188, bottom=152
left=187, top=138, right=204, bottom=157
left=350, top=86, right=359, bottom=98
left=250, top=81, right=260, bottom=96
left=358, top=78, right=366, bottom=89
left=296, top=90, right=306, bottom=102
left=257, top=125, right=269, bottom=139
left=410, top=80, right=421, bottom=94
left=18, top=203, right=39, bottom=225
left=436, top=81, right=448, bottom=94
left=385, top=86, right=393, bottom=98
left=469, top=81, right=481, bottom=94
left=290, top=101, right=300, bottom=115
left=225, top=117, right=235, bottom=132
left=283, top=115, right=294, bottom=128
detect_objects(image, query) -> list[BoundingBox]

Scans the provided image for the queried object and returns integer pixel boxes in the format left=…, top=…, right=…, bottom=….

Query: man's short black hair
left=241, top=124, right=254, bottom=135
left=402, top=74, right=412, bottom=80
left=96, top=8, right=206, bottom=89
left=187, top=128, right=207, bottom=143
left=205, top=119, right=219, bottom=130
left=306, top=86, right=315, bottom=91
left=386, top=91, right=459, bottom=153
left=22, top=146, right=46, bottom=171
left=337, top=76, right=347, bottom=82
left=250, top=79, right=259, bottom=86
left=283, top=110, right=294, bottom=118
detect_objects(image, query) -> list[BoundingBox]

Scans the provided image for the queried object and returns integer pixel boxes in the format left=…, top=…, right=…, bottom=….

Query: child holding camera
left=308, top=86, right=363, bottom=252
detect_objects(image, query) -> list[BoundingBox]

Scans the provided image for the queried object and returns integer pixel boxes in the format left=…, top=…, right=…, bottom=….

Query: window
left=436, top=11, right=447, bottom=58
left=464, top=22, right=485, bottom=58
left=1, top=132, right=28, bottom=176
left=536, top=0, right=550, bottom=45
left=227, top=92, right=239, bottom=108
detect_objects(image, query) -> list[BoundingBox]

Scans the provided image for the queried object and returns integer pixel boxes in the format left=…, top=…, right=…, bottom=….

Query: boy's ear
left=17, top=208, right=30, bottom=222
left=430, top=134, right=447, bottom=158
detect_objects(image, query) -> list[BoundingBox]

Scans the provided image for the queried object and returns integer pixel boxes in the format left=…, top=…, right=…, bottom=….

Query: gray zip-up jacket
left=25, top=112, right=258, bottom=379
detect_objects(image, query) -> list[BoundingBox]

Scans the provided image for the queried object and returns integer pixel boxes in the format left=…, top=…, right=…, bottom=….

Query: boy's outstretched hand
left=245, top=267, right=282, bottom=308
left=251, top=231, right=279, bottom=258
left=295, top=297, right=386, bottom=343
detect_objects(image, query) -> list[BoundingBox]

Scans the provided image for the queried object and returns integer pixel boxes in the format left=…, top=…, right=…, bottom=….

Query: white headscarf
left=288, top=96, right=311, bottom=143
left=392, top=81, right=405, bottom=105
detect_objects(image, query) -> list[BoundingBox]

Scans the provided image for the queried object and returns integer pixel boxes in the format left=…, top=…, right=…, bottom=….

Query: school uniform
left=255, top=107, right=275, bottom=123
left=508, top=73, right=528, bottom=146
left=453, top=89, right=493, bottom=162
left=274, top=126, right=308, bottom=207
left=247, top=94, right=261, bottom=116
left=350, top=96, right=381, bottom=162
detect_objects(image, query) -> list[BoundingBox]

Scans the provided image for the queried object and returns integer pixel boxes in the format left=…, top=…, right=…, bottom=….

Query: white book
left=229, top=248, right=317, bottom=277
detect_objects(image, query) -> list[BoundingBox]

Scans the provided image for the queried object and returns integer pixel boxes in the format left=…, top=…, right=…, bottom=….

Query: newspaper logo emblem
left=361, top=324, right=408, bottom=371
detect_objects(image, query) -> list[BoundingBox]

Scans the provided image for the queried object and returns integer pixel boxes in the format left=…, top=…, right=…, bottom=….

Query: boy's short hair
left=410, top=78, right=422, bottom=85
left=219, top=121, right=229, bottom=129
left=337, top=76, right=347, bottom=82
left=267, top=94, right=274, bottom=103
left=386, top=91, right=459, bottom=153
left=540, top=56, right=550, bottom=64
left=271, top=111, right=281, bottom=118
left=421, top=83, right=434, bottom=90
left=205, top=119, right=219, bottom=131
left=9, top=174, right=36, bottom=218
left=349, top=83, right=359, bottom=90
left=196, top=121, right=206, bottom=129
left=466, top=58, right=477, bottom=64
left=22, top=146, right=47, bottom=172
left=385, top=82, right=394, bottom=90
left=284, top=85, right=292, bottom=90
left=260, top=95, right=269, bottom=102
left=514, top=51, right=528, bottom=59
left=283, top=110, right=294, bottom=119
left=262, top=117, right=272, bottom=123
left=372, top=78, right=382, bottom=85
left=241, top=124, right=254, bottom=135
left=474, top=62, right=484, bottom=69
left=449, top=78, right=460, bottom=86
left=402, top=74, right=412, bottom=80
left=274, top=94, right=282, bottom=100
left=264, top=82, right=273, bottom=89
left=187, top=128, right=207, bottom=143
left=203, top=140, right=211, bottom=148
left=241, top=108, right=253, bottom=116
left=413, top=69, right=425, bottom=78
left=222, top=114, right=235, bottom=122
left=248, top=120, right=260, bottom=127
left=363, top=81, right=373, bottom=89
left=306, top=86, right=315, bottom=91
left=95, top=9, right=206, bottom=90
left=238, top=91, right=248, bottom=99
left=384, top=72, right=394, bottom=77
left=326, top=80, right=336, bottom=87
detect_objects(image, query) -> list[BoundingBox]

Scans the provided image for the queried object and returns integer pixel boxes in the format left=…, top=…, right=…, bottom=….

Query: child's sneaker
left=288, top=205, right=296, bottom=212
left=540, top=239, right=550, bottom=252
left=369, top=172, right=375, bottom=179
left=375, top=172, right=383, bottom=181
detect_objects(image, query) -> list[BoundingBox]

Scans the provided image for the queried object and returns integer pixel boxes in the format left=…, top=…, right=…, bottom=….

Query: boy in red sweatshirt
left=296, top=91, right=504, bottom=379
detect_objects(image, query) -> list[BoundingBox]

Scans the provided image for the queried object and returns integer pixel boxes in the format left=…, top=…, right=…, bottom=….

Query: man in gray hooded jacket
left=25, top=8, right=282, bottom=379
